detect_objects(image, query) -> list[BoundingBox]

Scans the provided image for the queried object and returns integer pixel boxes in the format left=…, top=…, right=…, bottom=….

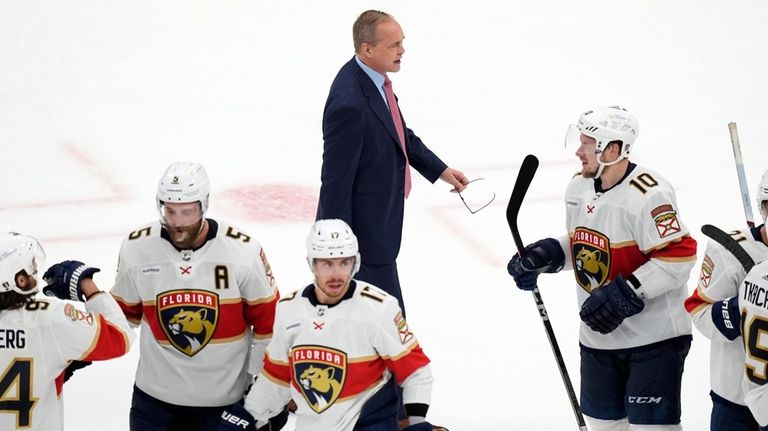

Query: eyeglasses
left=457, top=178, right=496, bottom=214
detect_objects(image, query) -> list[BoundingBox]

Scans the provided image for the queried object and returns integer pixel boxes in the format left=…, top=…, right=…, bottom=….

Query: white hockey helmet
left=757, top=168, right=768, bottom=225
left=577, top=106, right=639, bottom=159
left=306, top=219, right=361, bottom=276
left=0, top=232, right=46, bottom=295
left=156, top=161, right=210, bottom=224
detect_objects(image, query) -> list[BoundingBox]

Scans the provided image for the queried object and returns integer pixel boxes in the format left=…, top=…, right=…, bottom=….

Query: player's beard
left=580, top=157, right=599, bottom=178
left=581, top=165, right=598, bottom=178
left=168, top=220, right=204, bottom=249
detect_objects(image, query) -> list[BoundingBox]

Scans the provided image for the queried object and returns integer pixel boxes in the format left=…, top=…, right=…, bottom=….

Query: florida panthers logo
left=157, top=290, right=219, bottom=356
left=699, top=255, right=714, bottom=289
left=572, top=227, right=611, bottom=293
left=292, top=346, right=347, bottom=413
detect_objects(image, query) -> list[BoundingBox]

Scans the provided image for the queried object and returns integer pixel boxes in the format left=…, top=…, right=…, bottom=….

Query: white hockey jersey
left=110, top=219, right=279, bottom=407
left=244, top=281, right=433, bottom=431
left=561, top=164, right=697, bottom=350
left=685, top=226, right=768, bottom=405
left=739, top=258, right=768, bottom=426
left=0, top=293, right=133, bottom=430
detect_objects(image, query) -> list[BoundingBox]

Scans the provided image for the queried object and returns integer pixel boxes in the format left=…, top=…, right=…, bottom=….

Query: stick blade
left=506, top=155, right=539, bottom=251
left=701, top=224, right=755, bottom=272
left=506, top=155, right=539, bottom=225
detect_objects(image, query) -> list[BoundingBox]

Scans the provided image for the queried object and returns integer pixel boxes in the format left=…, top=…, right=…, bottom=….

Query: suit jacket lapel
left=351, top=61, right=402, bottom=146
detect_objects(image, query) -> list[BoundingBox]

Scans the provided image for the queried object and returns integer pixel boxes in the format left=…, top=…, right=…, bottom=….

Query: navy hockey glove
left=219, top=403, right=256, bottom=431
left=579, top=274, right=644, bottom=334
left=711, top=296, right=741, bottom=341
left=218, top=403, right=288, bottom=431
left=42, top=260, right=101, bottom=302
left=507, top=238, right=565, bottom=291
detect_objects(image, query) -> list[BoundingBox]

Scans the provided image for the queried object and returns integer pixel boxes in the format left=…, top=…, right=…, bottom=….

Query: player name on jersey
left=0, top=328, right=26, bottom=348
left=742, top=279, right=768, bottom=310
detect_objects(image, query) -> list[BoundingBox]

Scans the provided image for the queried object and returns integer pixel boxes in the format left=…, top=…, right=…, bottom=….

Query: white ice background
left=2, top=1, right=768, bottom=429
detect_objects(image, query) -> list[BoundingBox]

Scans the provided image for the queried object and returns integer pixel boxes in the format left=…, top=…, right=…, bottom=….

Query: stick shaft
left=506, top=155, right=587, bottom=430
left=729, top=122, right=755, bottom=227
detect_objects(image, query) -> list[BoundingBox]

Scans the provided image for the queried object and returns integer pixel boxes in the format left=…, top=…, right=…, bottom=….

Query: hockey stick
left=506, top=154, right=587, bottom=431
left=701, top=224, right=755, bottom=272
left=728, top=122, right=755, bottom=228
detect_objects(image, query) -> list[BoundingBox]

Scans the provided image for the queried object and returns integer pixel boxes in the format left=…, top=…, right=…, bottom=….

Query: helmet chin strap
left=594, top=152, right=625, bottom=180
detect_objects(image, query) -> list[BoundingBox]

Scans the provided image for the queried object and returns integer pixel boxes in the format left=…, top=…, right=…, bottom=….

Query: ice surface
left=2, top=1, right=768, bottom=429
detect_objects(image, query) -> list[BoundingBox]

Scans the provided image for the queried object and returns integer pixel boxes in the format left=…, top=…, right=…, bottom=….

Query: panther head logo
left=292, top=346, right=347, bottom=413
left=157, top=290, right=219, bottom=356
left=572, top=228, right=611, bottom=293
left=299, top=366, right=342, bottom=410
left=168, top=309, right=216, bottom=355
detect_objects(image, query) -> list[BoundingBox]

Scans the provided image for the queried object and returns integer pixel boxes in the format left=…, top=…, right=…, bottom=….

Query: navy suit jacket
left=317, top=57, right=447, bottom=264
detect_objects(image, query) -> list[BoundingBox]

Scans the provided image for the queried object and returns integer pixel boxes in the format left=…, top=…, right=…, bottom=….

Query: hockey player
left=217, top=219, right=445, bottom=431
left=684, top=169, right=768, bottom=430
left=0, top=232, right=134, bottom=430
left=507, top=106, right=697, bottom=431
left=110, top=161, right=285, bottom=431
left=740, top=256, right=768, bottom=431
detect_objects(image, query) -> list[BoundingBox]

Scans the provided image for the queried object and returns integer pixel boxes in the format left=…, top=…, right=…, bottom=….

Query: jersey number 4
left=0, top=358, right=37, bottom=427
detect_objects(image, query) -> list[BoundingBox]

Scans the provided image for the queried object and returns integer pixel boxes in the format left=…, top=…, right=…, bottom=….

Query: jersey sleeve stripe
left=80, top=315, right=131, bottom=361
left=261, top=369, right=291, bottom=387
left=263, top=354, right=291, bottom=384
left=684, top=289, right=712, bottom=314
left=243, top=291, right=279, bottom=306
left=56, top=372, right=65, bottom=398
left=113, top=295, right=143, bottom=323
left=382, top=344, right=431, bottom=384
left=643, top=235, right=697, bottom=256
left=245, top=296, right=278, bottom=337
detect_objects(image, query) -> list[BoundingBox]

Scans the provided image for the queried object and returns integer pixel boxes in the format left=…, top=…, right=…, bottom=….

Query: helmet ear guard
left=156, top=161, right=211, bottom=226
left=0, top=232, right=46, bottom=295
left=306, top=219, right=361, bottom=277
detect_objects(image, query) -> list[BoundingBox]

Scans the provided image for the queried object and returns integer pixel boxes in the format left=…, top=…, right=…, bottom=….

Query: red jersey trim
left=80, top=315, right=131, bottom=361
left=383, top=344, right=431, bottom=385
left=684, top=289, right=712, bottom=315
left=264, top=353, right=291, bottom=384
left=113, top=295, right=143, bottom=323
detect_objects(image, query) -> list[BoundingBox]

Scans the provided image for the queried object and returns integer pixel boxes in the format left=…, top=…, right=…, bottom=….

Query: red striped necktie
left=383, top=76, right=412, bottom=198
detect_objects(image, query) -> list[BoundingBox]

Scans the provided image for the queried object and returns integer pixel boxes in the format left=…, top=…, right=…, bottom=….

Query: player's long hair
left=0, top=291, right=34, bottom=312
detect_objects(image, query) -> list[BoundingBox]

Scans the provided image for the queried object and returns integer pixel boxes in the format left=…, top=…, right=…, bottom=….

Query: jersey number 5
left=0, top=358, right=37, bottom=427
